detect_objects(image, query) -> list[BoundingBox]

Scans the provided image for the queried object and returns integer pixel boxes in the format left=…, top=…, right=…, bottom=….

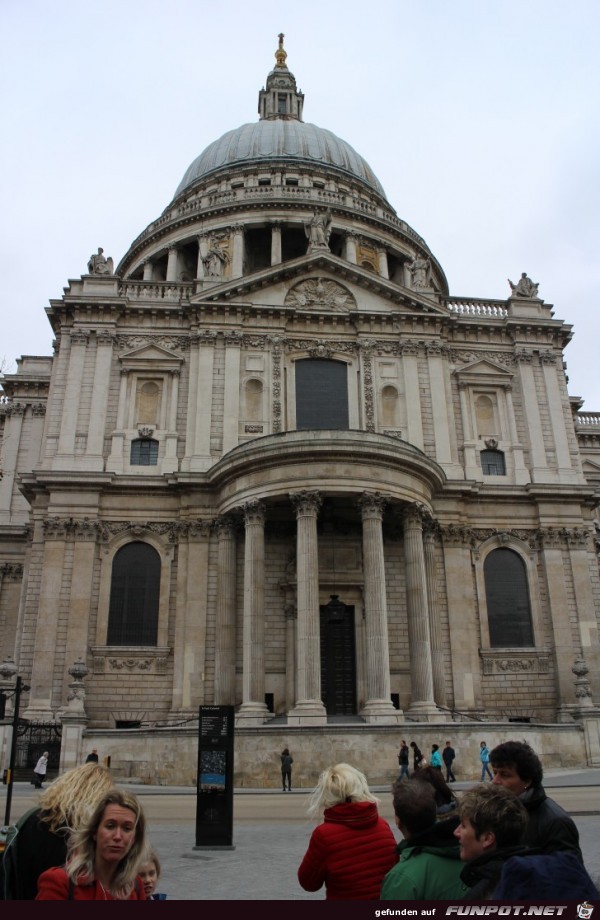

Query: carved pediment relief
left=285, top=277, right=355, bottom=312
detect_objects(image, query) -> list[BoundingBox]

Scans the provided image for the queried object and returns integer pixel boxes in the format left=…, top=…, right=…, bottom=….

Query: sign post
left=194, top=705, right=235, bottom=850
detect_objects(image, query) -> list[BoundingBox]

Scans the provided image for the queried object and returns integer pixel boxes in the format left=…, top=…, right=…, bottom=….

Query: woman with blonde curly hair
left=298, top=763, right=397, bottom=900
left=36, top=788, right=147, bottom=900
left=1, top=761, right=114, bottom=899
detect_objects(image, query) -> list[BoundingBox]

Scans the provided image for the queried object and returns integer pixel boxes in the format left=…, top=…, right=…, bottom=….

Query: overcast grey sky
left=1, top=0, right=599, bottom=411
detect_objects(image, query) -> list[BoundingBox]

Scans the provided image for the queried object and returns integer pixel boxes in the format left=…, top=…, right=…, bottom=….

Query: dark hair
left=432, top=744, right=439, bottom=752
left=412, top=764, right=457, bottom=807
left=281, top=747, right=290, bottom=755
left=459, top=784, right=528, bottom=849
left=489, top=741, right=543, bottom=786
left=391, top=777, right=436, bottom=836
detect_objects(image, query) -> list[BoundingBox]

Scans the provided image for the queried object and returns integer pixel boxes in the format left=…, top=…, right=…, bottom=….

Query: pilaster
left=236, top=501, right=269, bottom=724
left=403, top=506, right=439, bottom=720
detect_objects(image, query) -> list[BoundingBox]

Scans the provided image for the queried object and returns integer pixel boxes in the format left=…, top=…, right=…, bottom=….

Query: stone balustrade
left=575, top=412, right=600, bottom=426
left=447, top=299, right=508, bottom=317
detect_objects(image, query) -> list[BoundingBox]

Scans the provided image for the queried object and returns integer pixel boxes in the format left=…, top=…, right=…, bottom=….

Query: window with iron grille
left=481, top=448, right=506, bottom=475
left=484, top=548, right=534, bottom=647
left=107, top=542, right=160, bottom=646
left=295, top=359, right=349, bottom=429
left=130, top=438, right=159, bottom=466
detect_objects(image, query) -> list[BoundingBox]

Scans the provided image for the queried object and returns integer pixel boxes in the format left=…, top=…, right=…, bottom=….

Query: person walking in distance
left=480, top=741, right=493, bottom=781
left=33, top=752, right=49, bottom=789
left=280, top=747, right=293, bottom=792
left=443, top=741, right=456, bottom=783
left=398, top=740, right=410, bottom=780
left=410, top=741, right=424, bottom=771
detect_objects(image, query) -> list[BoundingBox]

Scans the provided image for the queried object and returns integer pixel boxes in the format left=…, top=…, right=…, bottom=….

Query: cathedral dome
left=174, top=119, right=387, bottom=200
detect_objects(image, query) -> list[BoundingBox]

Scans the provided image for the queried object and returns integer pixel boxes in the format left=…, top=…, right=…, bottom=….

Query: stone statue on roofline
left=409, top=252, right=432, bottom=290
left=508, top=272, right=539, bottom=299
left=305, top=209, right=332, bottom=252
left=87, top=247, right=114, bottom=275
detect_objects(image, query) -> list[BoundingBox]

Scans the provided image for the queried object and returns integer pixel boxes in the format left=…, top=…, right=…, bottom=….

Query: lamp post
left=0, top=656, right=30, bottom=826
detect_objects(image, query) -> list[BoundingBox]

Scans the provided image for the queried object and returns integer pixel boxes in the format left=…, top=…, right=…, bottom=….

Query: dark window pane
left=107, top=542, right=160, bottom=646
left=481, top=449, right=506, bottom=475
left=131, top=438, right=159, bottom=466
left=484, top=548, right=533, bottom=647
left=295, top=359, right=349, bottom=429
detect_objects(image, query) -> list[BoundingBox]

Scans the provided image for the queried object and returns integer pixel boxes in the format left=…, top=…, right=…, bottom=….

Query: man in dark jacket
left=443, top=741, right=456, bottom=783
left=455, top=783, right=530, bottom=898
left=489, top=740, right=582, bottom=861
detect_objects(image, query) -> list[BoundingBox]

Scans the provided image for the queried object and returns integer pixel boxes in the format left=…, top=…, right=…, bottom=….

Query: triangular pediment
left=191, top=251, right=447, bottom=317
left=119, top=341, right=184, bottom=369
left=454, top=358, right=514, bottom=386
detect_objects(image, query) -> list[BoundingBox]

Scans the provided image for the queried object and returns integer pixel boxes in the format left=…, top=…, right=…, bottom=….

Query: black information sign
left=194, top=705, right=235, bottom=849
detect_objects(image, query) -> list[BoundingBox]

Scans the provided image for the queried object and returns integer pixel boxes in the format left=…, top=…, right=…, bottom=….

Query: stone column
left=271, top=221, right=282, bottom=265
left=142, top=260, right=153, bottom=281
left=182, top=331, right=216, bottom=472
left=442, top=527, right=482, bottom=712
left=166, top=246, right=179, bottom=282
left=345, top=230, right=358, bottom=264
left=423, top=521, right=447, bottom=708
left=285, top=604, right=297, bottom=713
left=288, top=491, right=327, bottom=725
left=196, top=235, right=206, bottom=279
left=0, top=404, right=25, bottom=521
left=23, top=519, right=68, bottom=719
left=231, top=224, right=245, bottom=279
left=85, top=331, right=114, bottom=469
left=170, top=522, right=211, bottom=714
left=236, top=501, right=269, bottom=724
left=55, top=330, right=88, bottom=466
left=223, top=332, right=242, bottom=454
left=403, top=506, right=439, bottom=719
left=214, top=516, right=238, bottom=705
left=516, top=351, right=548, bottom=480
left=377, top=248, right=389, bottom=279
left=358, top=493, right=402, bottom=722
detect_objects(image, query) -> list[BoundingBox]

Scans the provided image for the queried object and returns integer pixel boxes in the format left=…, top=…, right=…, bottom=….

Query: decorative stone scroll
left=91, top=646, right=169, bottom=675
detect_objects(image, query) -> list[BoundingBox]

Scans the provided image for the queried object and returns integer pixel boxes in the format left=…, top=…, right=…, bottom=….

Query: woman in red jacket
left=298, top=762, right=397, bottom=899
left=36, top=789, right=147, bottom=900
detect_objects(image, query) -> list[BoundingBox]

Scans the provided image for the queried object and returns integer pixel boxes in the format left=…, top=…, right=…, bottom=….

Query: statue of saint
left=305, top=209, right=332, bottom=251
left=87, top=247, right=114, bottom=275
left=409, top=253, right=431, bottom=290
left=508, top=272, right=539, bottom=298
left=203, top=240, right=228, bottom=277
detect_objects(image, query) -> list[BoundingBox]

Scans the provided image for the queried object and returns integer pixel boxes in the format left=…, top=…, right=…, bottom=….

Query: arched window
left=295, top=359, right=349, bottom=429
left=475, top=394, right=496, bottom=436
left=131, top=438, right=159, bottom=466
left=484, top=548, right=533, bottom=647
left=107, top=542, right=160, bottom=646
left=481, top=449, right=506, bottom=475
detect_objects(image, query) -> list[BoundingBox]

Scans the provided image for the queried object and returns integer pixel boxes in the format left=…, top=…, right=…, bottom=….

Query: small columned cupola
left=258, top=33, right=304, bottom=121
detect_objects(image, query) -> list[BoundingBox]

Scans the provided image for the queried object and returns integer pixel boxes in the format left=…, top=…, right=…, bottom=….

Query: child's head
left=138, top=848, right=161, bottom=897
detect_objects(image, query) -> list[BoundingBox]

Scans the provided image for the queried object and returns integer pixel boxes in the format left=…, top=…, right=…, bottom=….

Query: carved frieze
left=480, top=649, right=550, bottom=676
left=92, top=646, right=169, bottom=675
left=0, top=563, right=24, bottom=581
left=361, top=348, right=375, bottom=432
left=116, top=334, right=190, bottom=352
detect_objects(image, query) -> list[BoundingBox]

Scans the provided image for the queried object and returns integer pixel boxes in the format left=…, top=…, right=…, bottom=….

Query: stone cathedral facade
left=1, top=39, right=600, bottom=783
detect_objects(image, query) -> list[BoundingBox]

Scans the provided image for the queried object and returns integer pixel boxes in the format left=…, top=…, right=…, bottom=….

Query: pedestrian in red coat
left=298, top=762, right=398, bottom=900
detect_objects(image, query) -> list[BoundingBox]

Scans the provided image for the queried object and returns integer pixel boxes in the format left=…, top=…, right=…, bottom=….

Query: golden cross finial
left=275, top=32, right=287, bottom=67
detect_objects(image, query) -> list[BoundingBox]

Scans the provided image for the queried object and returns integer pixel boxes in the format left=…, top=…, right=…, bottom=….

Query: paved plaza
left=2, top=769, right=600, bottom=900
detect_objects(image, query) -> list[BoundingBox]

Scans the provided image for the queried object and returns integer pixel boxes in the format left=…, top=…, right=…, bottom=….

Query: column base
left=287, top=700, right=327, bottom=726
left=235, top=702, right=270, bottom=726
left=361, top=700, right=404, bottom=724
left=406, top=701, right=444, bottom=722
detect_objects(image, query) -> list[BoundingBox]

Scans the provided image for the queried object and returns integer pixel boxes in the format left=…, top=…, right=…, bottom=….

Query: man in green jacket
left=381, top=778, right=468, bottom=900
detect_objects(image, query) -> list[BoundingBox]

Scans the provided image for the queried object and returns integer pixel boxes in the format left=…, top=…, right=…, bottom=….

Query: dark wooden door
left=320, top=602, right=357, bottom=715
